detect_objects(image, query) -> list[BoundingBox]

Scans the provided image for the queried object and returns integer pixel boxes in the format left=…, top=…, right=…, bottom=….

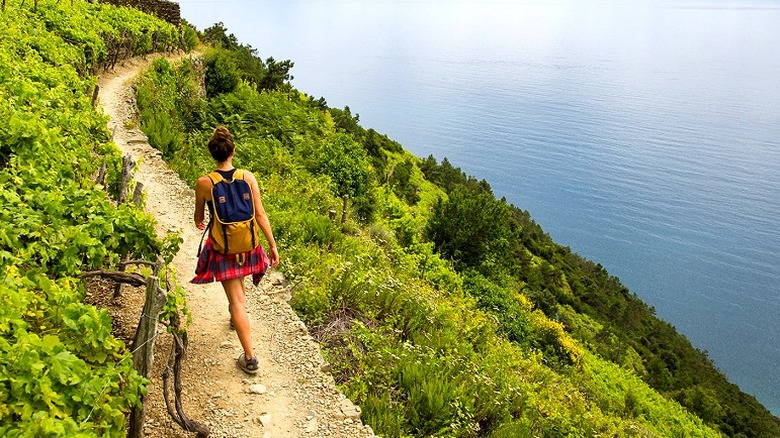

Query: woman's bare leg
left=222, top=277, right=254, bottom=359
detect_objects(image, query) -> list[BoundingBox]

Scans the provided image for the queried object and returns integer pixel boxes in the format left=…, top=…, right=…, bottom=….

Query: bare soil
left=95, top=54, right=375, bottom=438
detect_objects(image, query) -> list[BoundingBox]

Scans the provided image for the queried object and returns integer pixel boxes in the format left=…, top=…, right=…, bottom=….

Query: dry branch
left=162, top=319, right=210, bottom=437
left=119, top=259, right=158, bottom=267
left=78, top=270, right=146, bottom=287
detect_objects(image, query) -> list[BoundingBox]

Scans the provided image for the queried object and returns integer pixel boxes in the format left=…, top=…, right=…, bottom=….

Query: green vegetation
left=0, top=1, right=187, bottom=435
left=4, top=0, right=776, bottom=434
left=133, top=22, right=780, bottom=437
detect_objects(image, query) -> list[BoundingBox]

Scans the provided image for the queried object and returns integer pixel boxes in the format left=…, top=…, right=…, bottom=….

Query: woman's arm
left=194, top=176, right=211, bottom=230
left=245, top=171, right=279, bottom=267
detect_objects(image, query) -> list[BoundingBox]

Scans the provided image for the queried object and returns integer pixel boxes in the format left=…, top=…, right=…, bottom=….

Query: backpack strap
left=207, top=171, right=224, bottom=185
left=236, top=170, right=258, bottom=252
left=208, top=169, right=246, bottom=183
left=196, top=224, right=209, bottom=256
left=199, top=171, right=223, bottom=256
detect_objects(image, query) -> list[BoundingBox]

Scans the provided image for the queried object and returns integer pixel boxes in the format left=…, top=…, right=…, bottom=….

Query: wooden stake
left=119, top=154, right=134, bottom=203
left=95, top=163, right=107, bottom=186
left=133, top=181, right=144, bottom=206
left=128, top=262, right=166, bottom=438
left=91, top=84, right=99, bottom=108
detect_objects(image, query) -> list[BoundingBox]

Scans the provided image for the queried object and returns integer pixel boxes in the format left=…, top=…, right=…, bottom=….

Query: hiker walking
left=191, top=126, right=280, bottom=374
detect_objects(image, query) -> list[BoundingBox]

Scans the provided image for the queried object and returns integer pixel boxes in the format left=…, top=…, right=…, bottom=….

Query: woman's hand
left=268, top=246, right=280, bottom=268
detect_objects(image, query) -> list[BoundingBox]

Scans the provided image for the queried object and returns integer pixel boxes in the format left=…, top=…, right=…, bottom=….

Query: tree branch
left=78, top=270, right=146, bottom=287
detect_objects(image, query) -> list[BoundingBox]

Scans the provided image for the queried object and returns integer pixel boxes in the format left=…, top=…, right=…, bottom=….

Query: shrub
left=181, top=21, right=199, bottom=52
left=203, top=49, right=240, bottom=97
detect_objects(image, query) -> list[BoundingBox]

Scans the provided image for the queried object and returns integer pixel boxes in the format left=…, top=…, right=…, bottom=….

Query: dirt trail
left=97, top=54, right=373, bottom=438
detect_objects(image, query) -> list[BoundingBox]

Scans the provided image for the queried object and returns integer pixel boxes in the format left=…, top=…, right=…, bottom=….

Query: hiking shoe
left=237, top=353, right=259, bottom=375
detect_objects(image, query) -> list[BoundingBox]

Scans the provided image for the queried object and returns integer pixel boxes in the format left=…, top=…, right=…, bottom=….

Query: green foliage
left=420, top=154, right=491, bottom=195
left=159, top=262, right=193, bottom=334
left=0, top=1, right=188, bottom=435
left=203, top=48, right=240, bottom=97
left=388, top=157, right=421, bottom=204
left=8, top=0, right=180, bottom=74
left=136, top=22, right=780, bottom=437
left=258, top=56, right=294, bottom=91
left=199, top=22, right=294, bottom=92
left=200, top=21, right=239, bottom=49
left=180, top=20, right=200, bottom=52
left=135, top=57, right=205, bottom=157
left=330, top=105, right=361, bottom=135
left=308, top=133, right=370, bottom=200
left=426, top=186, right=512, bottom=269
left=0, top=268, right=146, bottom=437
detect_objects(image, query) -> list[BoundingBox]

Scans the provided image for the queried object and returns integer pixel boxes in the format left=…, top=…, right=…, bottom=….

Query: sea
left=177, top=0, right=780, bottom=415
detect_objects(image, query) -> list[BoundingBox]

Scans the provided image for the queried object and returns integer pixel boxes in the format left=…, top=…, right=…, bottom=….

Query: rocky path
left=97, top=54, right=374, bottom=438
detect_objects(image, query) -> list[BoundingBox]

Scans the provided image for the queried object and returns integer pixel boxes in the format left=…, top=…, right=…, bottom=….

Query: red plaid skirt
left=191, top=238, right=269, bottom=285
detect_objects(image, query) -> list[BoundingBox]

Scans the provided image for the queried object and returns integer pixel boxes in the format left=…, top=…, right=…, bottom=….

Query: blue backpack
left=205, top=169, right=260, bottom=255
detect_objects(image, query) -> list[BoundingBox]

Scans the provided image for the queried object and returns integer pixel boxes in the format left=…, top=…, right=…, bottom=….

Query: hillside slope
left=132, top=44, right=735, bottom=436
left=134, top=20, right=780, bottom=434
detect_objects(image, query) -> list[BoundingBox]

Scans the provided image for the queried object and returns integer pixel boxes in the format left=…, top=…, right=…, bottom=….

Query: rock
left=247, top=384, right=267, bottom=395
left=268, top=271, right=285, bottom=285
left=258, top=413, right=272, bottom=427
left=220, top=341, right=234, bottom=349
left=339, top=399, right=362, bottom=420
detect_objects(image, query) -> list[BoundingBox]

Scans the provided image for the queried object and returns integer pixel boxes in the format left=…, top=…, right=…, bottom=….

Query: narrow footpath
left=97, top=54, right=374, bottom=438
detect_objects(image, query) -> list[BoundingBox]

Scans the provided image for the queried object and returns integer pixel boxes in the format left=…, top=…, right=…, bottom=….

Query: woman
left=191, top=126, right=279, bottom=374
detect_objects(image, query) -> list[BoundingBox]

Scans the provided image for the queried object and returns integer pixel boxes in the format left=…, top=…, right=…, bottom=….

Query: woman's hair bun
left=213, top=125, right=231, bottom=139
left=208, top=125, right=235, bottom=162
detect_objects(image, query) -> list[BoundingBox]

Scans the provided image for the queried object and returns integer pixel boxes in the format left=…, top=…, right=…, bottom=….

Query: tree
left=426, top=186, right=512, bottom=269
left=419, top=155, right=491, bottom=195
left=201, top=22, right=239, bottom=49
left=311, top=133, right=370, bottom=200
left=258, top=56, right=294, bottom=91
left=232, top=44, right=267, bottom=90
left=331, top=105, right=361, bottom=135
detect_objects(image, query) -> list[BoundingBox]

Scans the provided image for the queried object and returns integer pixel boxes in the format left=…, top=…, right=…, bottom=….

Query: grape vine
left=1, top=1, right=188, bottom=435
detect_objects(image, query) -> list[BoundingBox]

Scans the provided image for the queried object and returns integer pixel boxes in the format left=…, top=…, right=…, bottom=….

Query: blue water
left=178, top=0, right=780, bottom=415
